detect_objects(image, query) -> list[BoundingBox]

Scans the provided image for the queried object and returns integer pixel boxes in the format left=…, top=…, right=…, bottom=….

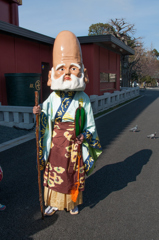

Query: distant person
left=133, top=80, right=137, bottom=87
left=0, top=166, right=6, bottom=211
left=143, top=81, right=146, bottom=89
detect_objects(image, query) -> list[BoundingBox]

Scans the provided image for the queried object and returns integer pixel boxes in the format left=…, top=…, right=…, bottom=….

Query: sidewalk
left=0, top=125, right=35, bottom=152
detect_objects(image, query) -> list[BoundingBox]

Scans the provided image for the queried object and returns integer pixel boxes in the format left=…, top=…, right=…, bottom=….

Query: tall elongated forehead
left=53, top=31, right=83, bottom=68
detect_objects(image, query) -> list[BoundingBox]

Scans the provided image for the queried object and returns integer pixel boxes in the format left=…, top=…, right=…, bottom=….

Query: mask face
left=50, top=67, right=86, bottom=92
left=51, top=31, right=87, bottom=91
left=54, top=62, right=82, bottom=80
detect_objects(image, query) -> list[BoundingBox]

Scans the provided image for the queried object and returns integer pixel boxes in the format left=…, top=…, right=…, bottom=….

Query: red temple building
left=0, top=0, right=22, bottom=26
left=0, top=0, right=134, bottom=105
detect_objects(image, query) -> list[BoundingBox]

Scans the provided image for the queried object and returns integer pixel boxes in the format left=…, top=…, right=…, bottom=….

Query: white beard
left=50, top=67, right=86, bottom=91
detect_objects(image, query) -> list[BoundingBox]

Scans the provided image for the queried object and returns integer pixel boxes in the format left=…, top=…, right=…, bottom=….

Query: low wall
left=0, top=87, right=140, bottom=129
left=90, top=87, right=140, bottom=114
left=0, top=105, right=35, bottom=129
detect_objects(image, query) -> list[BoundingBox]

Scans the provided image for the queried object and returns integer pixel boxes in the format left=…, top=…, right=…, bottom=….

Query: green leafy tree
left=152, top=49, right=159, bottom=59
left=88, top=23, right=113, bottom=36
left=141, top=75, right=156, bottom=87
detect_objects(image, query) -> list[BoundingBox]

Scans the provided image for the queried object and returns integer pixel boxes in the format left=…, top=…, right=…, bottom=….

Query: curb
left=0, top=132, right=35, bottom=152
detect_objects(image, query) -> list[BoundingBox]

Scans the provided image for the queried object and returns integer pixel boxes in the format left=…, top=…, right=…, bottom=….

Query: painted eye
left=71, top=67, right=77, bottom=71
left=59, top=68, right=64, bottom=71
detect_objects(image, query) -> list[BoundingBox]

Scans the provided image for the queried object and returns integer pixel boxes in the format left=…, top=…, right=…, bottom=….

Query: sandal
left=44, top=206, right=58, bottom=216
left=70, top=206, right=79, bottom=215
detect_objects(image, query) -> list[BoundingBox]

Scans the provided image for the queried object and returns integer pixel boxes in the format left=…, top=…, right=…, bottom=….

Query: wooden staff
left=35, top=91, right=44, bottom=220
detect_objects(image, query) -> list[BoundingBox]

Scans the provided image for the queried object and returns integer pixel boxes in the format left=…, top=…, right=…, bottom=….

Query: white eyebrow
left=55, top=63, right=65, bottom=70
left=71, top=63, right=81, bottom=69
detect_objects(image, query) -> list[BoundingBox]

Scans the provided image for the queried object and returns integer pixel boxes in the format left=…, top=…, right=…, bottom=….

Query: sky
left=19, top=0, right=159, bottom=51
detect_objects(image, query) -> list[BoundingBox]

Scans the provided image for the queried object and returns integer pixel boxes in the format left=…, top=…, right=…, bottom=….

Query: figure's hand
left=76, top=134, right=84, bottom=144
left=33, top=105, right=41, bottom=115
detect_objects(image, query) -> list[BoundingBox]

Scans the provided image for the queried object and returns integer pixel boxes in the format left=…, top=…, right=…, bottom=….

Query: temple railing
left=0, top=105, right=35, bottom=129
left=90, top=87, right=140, bottom=114
left=0, top=87, right=140, bottom=129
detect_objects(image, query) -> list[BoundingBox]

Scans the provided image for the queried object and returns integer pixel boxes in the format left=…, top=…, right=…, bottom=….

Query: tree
left=152, top=48, right=159, bottom=59
left=138, top=48, right=159, bottom=86
left=88, top=18, right=139, bottom=87
left=128, top=40, right=144, bottom=82
left=108, top=18, right=136, bottom=46
left=88, top=19, right=135, bottom=45
left=88, top=23, right=113, bottom=36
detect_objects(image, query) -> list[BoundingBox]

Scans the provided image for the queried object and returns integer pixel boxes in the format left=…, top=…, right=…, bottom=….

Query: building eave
left=78, top=34, right=135, bottom=55
left=0, top=21, right=135, bottom=55
left=0, top=20, right=55, bottom=45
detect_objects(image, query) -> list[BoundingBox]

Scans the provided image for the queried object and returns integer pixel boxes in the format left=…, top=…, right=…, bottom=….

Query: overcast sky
left=19, top=0, right=159, bottom=51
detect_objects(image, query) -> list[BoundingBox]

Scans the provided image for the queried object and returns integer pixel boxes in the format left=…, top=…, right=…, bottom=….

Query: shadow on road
left=0, top=89, right=158, bottom=239
left=0, top=140, right=59, bottom=240
left=96, top=89, right=159, bottom=150
left=81, top=149, right=152, bottom=210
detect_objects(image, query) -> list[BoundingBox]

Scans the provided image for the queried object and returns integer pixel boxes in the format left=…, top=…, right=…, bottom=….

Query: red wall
left=0, top=32, right=121, bottom=104
left=0, top=1, right=10, bottom=23
left=0, top=33, right=52, bottom=105
left=0, top=0, right=19, bottom=26
left=81, top=44, right=120, bottom=96
left=99, top=47, right=120, bottom=94
left=81, top=44, right=94, bottom=96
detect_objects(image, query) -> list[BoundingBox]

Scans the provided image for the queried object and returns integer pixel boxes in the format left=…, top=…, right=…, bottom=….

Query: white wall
left=0, top=87, right=140, bottom=129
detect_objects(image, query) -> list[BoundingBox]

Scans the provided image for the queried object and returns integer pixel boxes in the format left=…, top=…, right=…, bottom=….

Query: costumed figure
left=33, top=31, right=102, bottom=215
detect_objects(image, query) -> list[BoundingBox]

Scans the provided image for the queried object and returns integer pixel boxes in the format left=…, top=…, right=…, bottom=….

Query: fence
left=90, top=87, right=140, bottom=115
left=0, top=87, right=140, bottom=129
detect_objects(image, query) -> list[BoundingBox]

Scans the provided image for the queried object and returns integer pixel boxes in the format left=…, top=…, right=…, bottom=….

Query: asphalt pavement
left=0, top=125, right=33, bottom=145
left=0, top=88, right=159, bottom=240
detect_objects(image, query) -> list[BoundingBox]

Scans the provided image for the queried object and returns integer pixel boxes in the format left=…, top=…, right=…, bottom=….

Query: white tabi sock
left=45, top=206, right=58, bottom=215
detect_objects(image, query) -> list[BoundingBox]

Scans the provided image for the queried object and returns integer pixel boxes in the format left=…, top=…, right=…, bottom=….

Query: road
left=0, top=88, right=159, bottom=240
